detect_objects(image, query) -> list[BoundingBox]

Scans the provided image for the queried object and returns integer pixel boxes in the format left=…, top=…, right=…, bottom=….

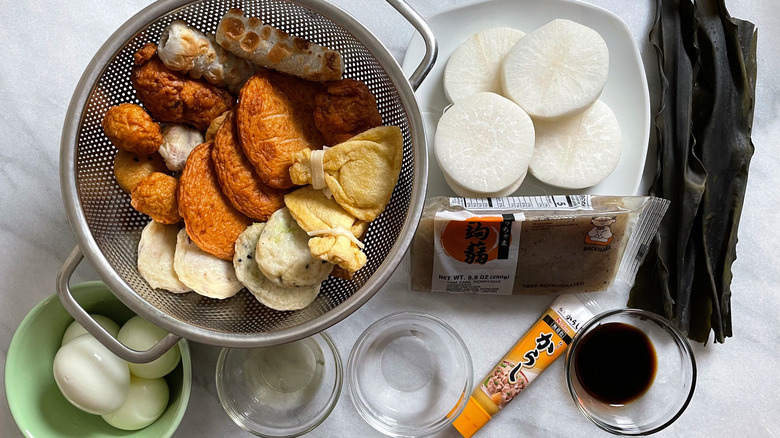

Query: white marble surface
left=1, top=0, right=779, bottom=437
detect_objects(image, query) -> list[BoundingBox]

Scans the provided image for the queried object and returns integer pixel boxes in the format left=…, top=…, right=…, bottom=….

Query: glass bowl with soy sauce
left=565, top=309, right=696, bottom=435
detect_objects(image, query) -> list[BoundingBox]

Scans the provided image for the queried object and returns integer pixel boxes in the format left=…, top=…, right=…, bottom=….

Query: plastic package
left=410, top=195, right=669, bottom=295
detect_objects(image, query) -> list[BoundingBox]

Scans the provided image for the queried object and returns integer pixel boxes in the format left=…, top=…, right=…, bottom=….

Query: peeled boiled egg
left=61, top=314, right=121, bottom=346
left=102, top=375, right=170, bottom=430
left=117, top=316, right=181, bottom=379
left=53, top=334, right=130, bottom=415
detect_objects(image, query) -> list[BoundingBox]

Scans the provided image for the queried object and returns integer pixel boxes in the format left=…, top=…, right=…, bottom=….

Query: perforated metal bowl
left=57, top=0, right=435, bottom=362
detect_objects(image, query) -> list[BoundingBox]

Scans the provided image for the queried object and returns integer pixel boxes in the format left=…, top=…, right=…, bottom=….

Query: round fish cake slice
left=178, top=141, right=251, bottom=260
left=213, top=110, right=287, bottom=222
left=234, top=223, right=320, bottom=311
left=256, top=207, right=333, bottom=288
left=173, top=228, right=243, bottom=299
left=137, top=221, right=190, bottom=293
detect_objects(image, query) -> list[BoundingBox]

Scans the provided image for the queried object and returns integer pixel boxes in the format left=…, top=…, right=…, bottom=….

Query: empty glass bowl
left=565, top=308, right=696, bottom=435
left=216, top=332, right=342, bottom=437
left=347, top=312, right=473, bottom=437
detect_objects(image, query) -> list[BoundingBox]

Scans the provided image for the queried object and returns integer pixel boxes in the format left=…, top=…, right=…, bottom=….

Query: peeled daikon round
left=444, top=27, right=525, bottom=103
left=434, top=92, right=535, bottom=197
left=501, top=19, right=609, bottom=119
left=529, top=100, right=622, bottom=189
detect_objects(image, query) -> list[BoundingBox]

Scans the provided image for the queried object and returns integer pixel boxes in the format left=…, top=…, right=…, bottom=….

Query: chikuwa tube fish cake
left=216, top=8, right=343, bottom=82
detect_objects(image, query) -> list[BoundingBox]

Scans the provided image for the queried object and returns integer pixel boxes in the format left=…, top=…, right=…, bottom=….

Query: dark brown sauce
left=574, top=322, right=657, bottom=405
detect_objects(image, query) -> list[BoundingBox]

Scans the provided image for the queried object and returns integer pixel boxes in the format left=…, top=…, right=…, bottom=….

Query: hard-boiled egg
left=53, top=334, right=130, bottom=415
left=102, top=375, right=170, bottom=430
left=61, top=314, right=121, bottom=346
left=117, top=316, right=181, bottom=379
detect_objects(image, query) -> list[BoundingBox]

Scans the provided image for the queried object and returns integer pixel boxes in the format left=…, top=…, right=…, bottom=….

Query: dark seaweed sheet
left=628, top=0, right=757, bottom=343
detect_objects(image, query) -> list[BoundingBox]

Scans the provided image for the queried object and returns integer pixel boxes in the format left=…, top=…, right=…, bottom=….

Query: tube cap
left=452, top=396, right=492, bottom=438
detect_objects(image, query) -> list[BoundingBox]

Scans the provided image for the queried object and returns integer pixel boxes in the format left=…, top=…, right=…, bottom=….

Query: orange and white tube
left=453, top=294, right=598, bottom=437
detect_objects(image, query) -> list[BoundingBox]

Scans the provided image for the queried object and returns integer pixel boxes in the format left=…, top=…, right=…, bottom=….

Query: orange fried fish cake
left=236, top=68, right=324, bottom=189
left=131, top=43, right=235, bottom=131
left=178, top=141, right=251, bottom=260
left=130, top=172, right=181, bottom=224
left=213, top=110, right=287, bottom=221
left=314, top=78, right=383, bottom=145
left=114, top=150, right=168, bottom=193
left=102, top=103, right=163, bottom=155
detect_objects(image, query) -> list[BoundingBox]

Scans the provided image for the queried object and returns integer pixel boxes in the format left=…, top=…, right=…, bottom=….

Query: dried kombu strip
left=628, top=0, right=757, bottom=343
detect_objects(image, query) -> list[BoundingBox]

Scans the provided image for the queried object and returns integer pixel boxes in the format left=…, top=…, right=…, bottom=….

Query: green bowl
left=5, top=281, right=192, bottom=437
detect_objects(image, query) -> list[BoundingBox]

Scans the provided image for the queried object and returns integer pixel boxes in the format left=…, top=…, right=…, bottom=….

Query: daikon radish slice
left=529, top=100, right=622, bottom=189
left=444, top=27, right=525, bottom=103
left=443, top=170, right=527, bottom=198
left=435, top=92, right=535, bottom=196
left=501, top=19, right=609, bottom=119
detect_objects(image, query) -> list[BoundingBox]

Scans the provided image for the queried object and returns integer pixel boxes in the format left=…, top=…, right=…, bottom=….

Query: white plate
left=402, top=0, right=650, bottom=197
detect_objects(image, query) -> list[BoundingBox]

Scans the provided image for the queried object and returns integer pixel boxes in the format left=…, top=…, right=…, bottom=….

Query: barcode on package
left=450, top=195, right=593, bottom=211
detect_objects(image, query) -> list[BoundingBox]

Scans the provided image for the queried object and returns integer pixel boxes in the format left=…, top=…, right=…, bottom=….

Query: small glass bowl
left=565, top=309, right=696, bottom=435
left=216, top=332, right=342, bottom=437
left=347, top=312, right=473, bottom=437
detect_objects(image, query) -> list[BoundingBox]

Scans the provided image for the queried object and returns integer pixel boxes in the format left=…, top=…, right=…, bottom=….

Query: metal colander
left=58, top=0, right=435, bottom=361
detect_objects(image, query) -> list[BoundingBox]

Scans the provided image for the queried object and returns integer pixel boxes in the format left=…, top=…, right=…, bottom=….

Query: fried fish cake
left=131, top=172, right=181, bottom=224
left=255, top=207, right=333, bottom=288
left=236, top=68, right=324, bottom=189
left=212, top=110, right=287, bottom=221
left=178, top=141, right=251, bottom=260
left=114, top=150, right=168, bottom=193
left=205, top=110, right=230, bottom=141
left=314, top=78, right=383, bottom=145
left=234, top=223, right=321, bottom=311
left=131, top=43, right=235, bottom=131
left=158, top=123, right=204, bottom=171
left=102, top=103, right=163, bottom=155
left=173, top=228, right=243, bottom=299
left=137, top=220, right=190, bottom=293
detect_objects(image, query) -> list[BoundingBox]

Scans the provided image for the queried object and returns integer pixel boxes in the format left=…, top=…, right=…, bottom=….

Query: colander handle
left=386, top=0, right=437, bottom=90
left=56, top=246, right=182, bottom=364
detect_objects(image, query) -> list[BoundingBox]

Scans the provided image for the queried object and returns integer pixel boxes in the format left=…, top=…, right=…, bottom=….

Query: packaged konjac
left=410, top=195, right=668, bottom=295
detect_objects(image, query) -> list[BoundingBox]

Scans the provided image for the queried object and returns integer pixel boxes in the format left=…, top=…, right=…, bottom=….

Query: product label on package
left=479, top=295, right=594, bottom=409
left=430, top=196, right=595, bottom=295
left=449, top=195, right=593, bottom=211
left=431, top=210, right=524, bottom=295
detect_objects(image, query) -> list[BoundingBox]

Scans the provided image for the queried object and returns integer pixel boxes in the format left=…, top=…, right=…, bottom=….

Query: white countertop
left=2, top=0, right=779, bottom=437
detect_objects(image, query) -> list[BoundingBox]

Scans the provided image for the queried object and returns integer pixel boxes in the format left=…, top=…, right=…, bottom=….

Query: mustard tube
left=452, top=294, right=598, bottom=437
